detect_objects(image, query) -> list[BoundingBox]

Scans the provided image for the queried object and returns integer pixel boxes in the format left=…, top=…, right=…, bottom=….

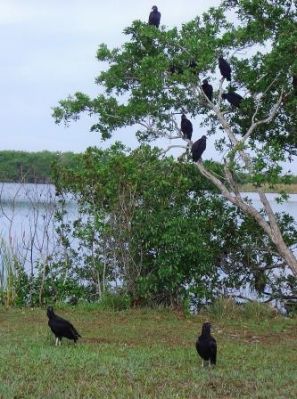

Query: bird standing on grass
left=191, top=135, right=207, bottom=162
left=219, top=56, right=232, bottom=81
left=181, top=114, right=193, bottom=140
left=47, top=306, right=81, bottom=346
left=196, top=322, right=217, bottom=367
left=148, top=6, right=161, bottom=28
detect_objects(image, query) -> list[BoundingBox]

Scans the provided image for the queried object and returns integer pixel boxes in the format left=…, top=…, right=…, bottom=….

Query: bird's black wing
left=70, top=323, right=81, bottom=338
left=148, top=11, right=154, bottom=24
left=209, top=337, right=217, bottom=365
left=156, top=11, right=161, bottom=27
left=219, top=58, right=231, bottom=81
left=49, top=316, right=81, bottom=338
left=61, top=318, right=81, bottom=337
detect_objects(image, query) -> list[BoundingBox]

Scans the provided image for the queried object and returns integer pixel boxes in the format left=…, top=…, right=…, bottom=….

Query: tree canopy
left=53, top=0, right=296, bottom=151
left=0, top=151, right=79, bottom=183
left=52, top=0, right=297, bottom=274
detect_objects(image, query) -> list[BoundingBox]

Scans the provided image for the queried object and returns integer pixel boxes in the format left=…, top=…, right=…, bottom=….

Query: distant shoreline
left=239, top=184, right=297, bottom=194
left=1, top=181, right=297, bottom=194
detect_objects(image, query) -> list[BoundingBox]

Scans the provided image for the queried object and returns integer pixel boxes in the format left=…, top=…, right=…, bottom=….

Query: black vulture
left=47, top=306, right=81, bottom=346
left=196, top=322, right=217, bottom=367
left=222, top=92, right=243, bottom=108
left=201, top=79, right=213, bottom=101
left=181, top=114, right=193, bottom=140
left=148, top=6, right=161, bottom=28
left=192, top=135, right=207, bottom=162
left=219, top=56, right=231, bottom=81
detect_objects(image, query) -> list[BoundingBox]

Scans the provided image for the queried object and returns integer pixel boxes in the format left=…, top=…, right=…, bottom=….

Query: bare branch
left=242, top=89, right=283, bottom=143
left=250, top=78, right=278, bottom=125
left=137, top=120, right=150, bottom=129
left=217, top=77, right=225, bottom=108
left=224, top=162, right=241, bottom=197
left=168, top=135, right=182, bottom=140
left=195, top=161, right=274, bottom=237
left=161, top=144, right=188, bottom=155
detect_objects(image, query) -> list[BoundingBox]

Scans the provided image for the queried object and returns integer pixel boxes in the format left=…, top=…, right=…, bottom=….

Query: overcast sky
left=1, top=1, right=296, bottom=173
left=0, top=0, right=223, bottom=155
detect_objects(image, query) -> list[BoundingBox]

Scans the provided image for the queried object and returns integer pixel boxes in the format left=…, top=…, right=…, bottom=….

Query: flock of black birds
left=44, top=4, right=295, bottom=368
left=45, top=7, right=219, bottom=362
left=148, top=6, right=297, bottom=163
left=147, top=6, right=246, bottom=163
left=187, top=52, right=239, bottom=163
left=46, top=306, right=217, bottom=367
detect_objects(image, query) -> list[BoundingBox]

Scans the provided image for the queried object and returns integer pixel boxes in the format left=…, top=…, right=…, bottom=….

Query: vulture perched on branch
left=222, top=92, right=243, bottom=108
left=148, top=6, right=161, bottom=28
left=192, top=135, right=207, bottom=162
left=219, top=56, right=232, bottom=81
left=181, top=114, right=193, bottom=140
left=202, top=79, right=213, bottom=102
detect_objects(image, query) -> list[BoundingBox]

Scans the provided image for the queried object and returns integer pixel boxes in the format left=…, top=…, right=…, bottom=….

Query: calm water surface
left=0, top=183, right=296, bottom=271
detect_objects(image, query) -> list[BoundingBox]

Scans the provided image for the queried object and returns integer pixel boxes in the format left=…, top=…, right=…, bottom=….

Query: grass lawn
left=0, top=303, right=296, bottom=399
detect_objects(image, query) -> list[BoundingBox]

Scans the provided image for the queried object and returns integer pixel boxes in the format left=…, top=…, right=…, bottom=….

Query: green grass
left=0, top=304, right=297, bottom=398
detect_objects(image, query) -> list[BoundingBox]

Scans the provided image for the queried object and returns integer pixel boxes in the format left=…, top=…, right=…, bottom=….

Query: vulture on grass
left=47, top=306, right=81, bottom=346
left=196, top=322, right=217, bottom=366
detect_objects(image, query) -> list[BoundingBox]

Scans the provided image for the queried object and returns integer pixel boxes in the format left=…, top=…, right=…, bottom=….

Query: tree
left=53, top=145, right=220, bottom=306
left=53, top=1, right=297, bottom=275
left=52, top=145, right=297, bottom=307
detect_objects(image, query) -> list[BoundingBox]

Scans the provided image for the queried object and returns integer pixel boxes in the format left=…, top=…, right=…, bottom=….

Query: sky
left=0, top=1, right=296, bottom=173
left=0, top=0, right=222, bottom=156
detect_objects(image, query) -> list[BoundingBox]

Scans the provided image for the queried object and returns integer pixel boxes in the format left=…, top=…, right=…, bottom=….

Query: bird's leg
left=55, top=337, right=59, bottom=346
left=59, top=339, right=62, bottom=346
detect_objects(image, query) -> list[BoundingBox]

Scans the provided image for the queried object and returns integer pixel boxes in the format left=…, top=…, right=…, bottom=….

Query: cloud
left=0, top=2, right=50, bottom=25
left=0, top=0, right=295, bottom=173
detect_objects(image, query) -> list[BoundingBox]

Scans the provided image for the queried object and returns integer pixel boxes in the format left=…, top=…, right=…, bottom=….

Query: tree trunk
left=196, top=162, right=297, bottom=277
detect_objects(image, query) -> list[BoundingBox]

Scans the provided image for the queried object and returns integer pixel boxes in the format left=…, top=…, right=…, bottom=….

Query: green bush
left=205, top=297, right=241, bottom=319
left=98, top=292, right=132, bottom=311
left=241, top=301, right=278, bottom=320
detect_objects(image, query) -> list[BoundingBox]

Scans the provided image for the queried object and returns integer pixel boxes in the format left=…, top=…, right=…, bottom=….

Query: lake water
left=0, top=183, right=78, bottom=275
left=0, top=183, right=296, bottom=287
